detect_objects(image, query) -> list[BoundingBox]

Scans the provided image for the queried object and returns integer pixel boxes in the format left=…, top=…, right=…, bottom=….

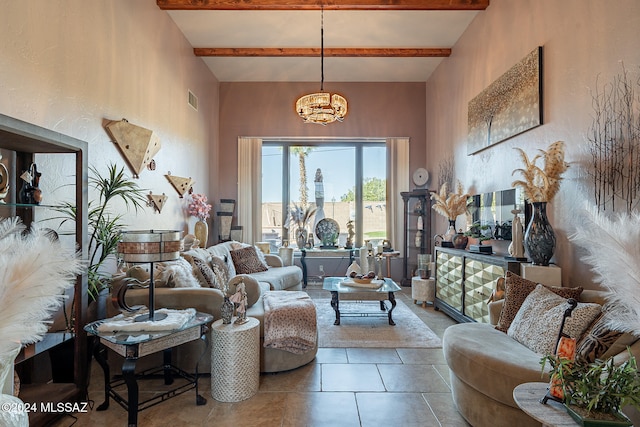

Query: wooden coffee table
left=322, top=276, right=401, bottom=325
left=513, top=382, right=577, bottom=427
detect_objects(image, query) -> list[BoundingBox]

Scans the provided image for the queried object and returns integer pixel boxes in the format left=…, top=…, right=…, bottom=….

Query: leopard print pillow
left=496, top=271, right=583, bottom=332
left=192, top=256, right=217, bottom=288
left=230, top=246, right=268, bottom=274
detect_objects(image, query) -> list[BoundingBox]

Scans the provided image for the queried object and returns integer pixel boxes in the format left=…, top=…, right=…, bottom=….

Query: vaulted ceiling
left=158, top=0, right=489, bottom=82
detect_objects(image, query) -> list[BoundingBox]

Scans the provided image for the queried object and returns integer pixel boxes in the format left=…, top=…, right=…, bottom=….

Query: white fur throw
left=160, top=258, right=201, bottom=288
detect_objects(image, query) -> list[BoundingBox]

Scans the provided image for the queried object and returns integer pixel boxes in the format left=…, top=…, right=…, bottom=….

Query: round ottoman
left=411, top=277, right=435, bottom=307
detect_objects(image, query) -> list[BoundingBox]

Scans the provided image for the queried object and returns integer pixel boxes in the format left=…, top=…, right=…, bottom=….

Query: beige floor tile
left=259, top=363, right=321, bottom=392
left=205, top=391, right=288, bottom=426
left=378, top=364, right=450, bottom=393
left=282, top=392, right=360, bottom=427
left=315, top=347, right=348, bottom=363
left=321, top=363, right=386, bottom=392
left=423, top=392, right=472, bottom=427
left=356, top=392, right=439, bottom=427
left=396, top=348, right=446, bottom=364
left=433, top=363, right=452, bottom=388
left=346, top=348, right=402, bottom=364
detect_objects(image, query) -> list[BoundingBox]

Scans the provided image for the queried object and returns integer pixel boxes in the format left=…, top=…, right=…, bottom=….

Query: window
left=261, top=140, right=387, bottom=250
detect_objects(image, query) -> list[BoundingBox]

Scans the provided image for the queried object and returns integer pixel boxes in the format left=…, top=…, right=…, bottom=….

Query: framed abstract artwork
left=467, top=46, right=543, bottom=155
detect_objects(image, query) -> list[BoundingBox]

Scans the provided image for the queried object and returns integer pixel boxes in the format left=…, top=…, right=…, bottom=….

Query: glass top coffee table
left=322, top=277, right=402, bottom=325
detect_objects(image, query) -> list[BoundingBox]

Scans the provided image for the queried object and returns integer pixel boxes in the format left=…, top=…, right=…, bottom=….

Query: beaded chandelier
left=295, top=9, right=347, bottom=125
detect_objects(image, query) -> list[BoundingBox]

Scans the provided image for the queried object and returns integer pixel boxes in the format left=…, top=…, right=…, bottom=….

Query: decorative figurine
left=230, top=281, right=248, bottom=324
left=345, top=220, right=355, bottom=249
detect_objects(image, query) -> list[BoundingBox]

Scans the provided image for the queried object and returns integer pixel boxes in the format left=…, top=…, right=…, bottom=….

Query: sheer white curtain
left=237, top=137, right=262, bottom=244
left=386, top=138, right=410, bottom=256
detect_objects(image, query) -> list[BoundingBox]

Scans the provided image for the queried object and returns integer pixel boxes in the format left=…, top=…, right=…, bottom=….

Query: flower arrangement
left=430, top=181, right=471, bottom=221
left=188, top=193, right=212, bottom=221
left=287, top=204, right=317, bottom=232
left=512, top=141, right=569, bottom=203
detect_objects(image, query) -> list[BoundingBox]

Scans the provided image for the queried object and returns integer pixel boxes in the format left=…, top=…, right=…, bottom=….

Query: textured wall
left=425, top=0, right=640, bottom=288
left=218, top=82, right=427, bottom=200
left=0, top=0, right=218, bottom=243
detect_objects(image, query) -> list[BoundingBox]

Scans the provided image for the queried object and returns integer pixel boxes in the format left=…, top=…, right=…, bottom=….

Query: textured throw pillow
left=192, top=256, right=217, bottom=288
left=159, top=257, right=201, bottom=288
left=507, top=284, right=601, bottom=355
left=209, top=255, right=229, bottom=291
left=230, top=246, right=269, bottom=274
left=575, top=313, right=624, bottom=363
left=495, top=271, right=584, bottom=332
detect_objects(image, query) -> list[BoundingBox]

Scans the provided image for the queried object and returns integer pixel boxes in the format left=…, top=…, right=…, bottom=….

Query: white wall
left=425, top=0, right=640, bottom=288
left=0, top=0, right=218, bottom=243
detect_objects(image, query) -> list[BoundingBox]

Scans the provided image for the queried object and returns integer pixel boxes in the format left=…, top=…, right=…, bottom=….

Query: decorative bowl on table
left=352, top=277, right=374, bottom=284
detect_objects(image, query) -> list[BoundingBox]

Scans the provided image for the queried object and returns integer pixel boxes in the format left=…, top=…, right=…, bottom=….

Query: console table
left=85, top=311, right=212, bottom=427
left=298, top=248, right=356, bottom=287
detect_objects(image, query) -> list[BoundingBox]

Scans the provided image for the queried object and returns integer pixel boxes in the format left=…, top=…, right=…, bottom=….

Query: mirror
left=467, top=188, right=527, bottom=241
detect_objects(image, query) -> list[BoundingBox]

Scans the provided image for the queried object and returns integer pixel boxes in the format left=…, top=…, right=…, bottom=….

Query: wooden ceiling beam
left=194, top=47, right=451, bottom=57
left=158, top=0, right=489, bottom=11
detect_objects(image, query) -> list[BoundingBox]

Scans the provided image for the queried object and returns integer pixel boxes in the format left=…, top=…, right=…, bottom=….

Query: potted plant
left=541, top=349, right=640, bottom=426
left=54, top=163, right=147, bottom=305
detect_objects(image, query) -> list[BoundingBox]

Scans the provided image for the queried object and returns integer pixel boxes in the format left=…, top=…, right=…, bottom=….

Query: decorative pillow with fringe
left=160, top=258, right=201, bottom=288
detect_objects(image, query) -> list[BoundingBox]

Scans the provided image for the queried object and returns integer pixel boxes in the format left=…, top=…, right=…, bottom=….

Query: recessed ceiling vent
left=188, top=90, right=198, bottom=111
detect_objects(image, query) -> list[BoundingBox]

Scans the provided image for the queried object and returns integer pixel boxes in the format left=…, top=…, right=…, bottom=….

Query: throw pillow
left=495, top=271, right=584, bottom=332
left=192, top=256, right=217, bottom=288
left=230, top=246, right=269, bottom=274
left=575, top=313, right=623, bottom=363
left=507, top=284, right=601, bottom=355
left=210, top=255, right=230, bottom=291
left=160, top=257, right=201, bottom=288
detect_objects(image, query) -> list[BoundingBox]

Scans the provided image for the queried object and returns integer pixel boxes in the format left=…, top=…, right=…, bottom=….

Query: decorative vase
left=525, top=202, right=556, bottom=266
left=221, top=296, right=234, bottom=324
left=452, top=232, right=468, bottom=249
left=194, top=219, right=208, bottom=248
left=441, top=220, right=457, bottom=248
left=296, top=228, right=307, bottom=250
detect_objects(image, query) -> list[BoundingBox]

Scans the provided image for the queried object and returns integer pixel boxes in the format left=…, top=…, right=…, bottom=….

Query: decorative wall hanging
left=467, top=46, right=543, bottom=155
left=165, top=172, right=195, bottom=197
left=105, top=118, right=161, bottom=178
left=147, top=192, right=167, bottom=214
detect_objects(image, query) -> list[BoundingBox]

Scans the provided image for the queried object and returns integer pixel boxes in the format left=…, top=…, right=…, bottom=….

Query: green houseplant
left=54, top=163, right=147, bottom=302
left=541, top=350, right=640, bottom=426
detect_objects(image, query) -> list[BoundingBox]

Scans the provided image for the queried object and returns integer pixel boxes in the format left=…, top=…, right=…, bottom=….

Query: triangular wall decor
left=105, top=118, right=161, bottom=177
left=165, top=173, right=195, bottom=197
left=147, top=192, right=168, bottom=214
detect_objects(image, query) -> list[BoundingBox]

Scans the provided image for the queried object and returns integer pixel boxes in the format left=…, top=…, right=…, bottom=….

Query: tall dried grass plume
left=430, top=181, right=471, bottom=220
left=512, top=141, right=569, bottom=202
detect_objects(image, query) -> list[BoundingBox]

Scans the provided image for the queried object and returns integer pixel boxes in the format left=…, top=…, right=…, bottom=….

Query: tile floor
left=50, top=286, right=469, bottom=427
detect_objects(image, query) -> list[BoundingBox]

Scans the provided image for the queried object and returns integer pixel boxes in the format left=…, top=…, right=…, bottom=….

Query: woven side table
left=211, top=317, right=260, bottom=402
left=411, top=277, right=435, bottom=308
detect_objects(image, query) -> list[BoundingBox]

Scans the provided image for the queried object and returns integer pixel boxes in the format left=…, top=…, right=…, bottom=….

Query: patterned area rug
left=315, top=299, right=442, bottom=348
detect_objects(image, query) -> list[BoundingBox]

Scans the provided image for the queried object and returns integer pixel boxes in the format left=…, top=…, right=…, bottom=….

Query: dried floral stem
left=430, top=181, right=470, bottom=220
left=512, top=141, right=569, bottom=202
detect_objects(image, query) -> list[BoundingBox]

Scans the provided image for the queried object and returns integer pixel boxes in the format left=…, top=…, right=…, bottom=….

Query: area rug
left=315, top=299, right=442, bottom=348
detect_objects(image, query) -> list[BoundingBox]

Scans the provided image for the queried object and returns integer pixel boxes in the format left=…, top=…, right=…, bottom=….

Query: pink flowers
left=188, top=193, right=212, bottom=221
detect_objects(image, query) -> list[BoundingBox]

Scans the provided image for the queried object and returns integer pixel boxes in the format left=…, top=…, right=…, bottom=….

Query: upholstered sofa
left=107, top=241, right=316, bottom=374
left=443, top=274, right=640, bottom=427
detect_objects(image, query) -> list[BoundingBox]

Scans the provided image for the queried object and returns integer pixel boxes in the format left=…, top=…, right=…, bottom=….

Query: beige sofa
left=443, top=290, right=640, bottom=427
left=108, top=241, right=316, bottom=374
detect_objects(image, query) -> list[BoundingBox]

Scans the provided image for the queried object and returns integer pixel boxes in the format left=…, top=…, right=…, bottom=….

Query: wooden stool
left=411, top=277, right=435, bottom=308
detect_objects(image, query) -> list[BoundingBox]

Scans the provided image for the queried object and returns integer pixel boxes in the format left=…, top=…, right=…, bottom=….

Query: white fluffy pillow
left=507, top=284, right=601, bottom=355
left=159, top=257, right=201, bottom=288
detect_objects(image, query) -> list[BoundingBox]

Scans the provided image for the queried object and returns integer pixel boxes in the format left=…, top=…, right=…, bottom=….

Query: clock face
left=413, top=168, right=429, bottom=187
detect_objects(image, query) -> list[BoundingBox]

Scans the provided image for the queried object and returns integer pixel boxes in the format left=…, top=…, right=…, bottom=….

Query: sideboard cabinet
left=434, top=247, right=523, bottom=323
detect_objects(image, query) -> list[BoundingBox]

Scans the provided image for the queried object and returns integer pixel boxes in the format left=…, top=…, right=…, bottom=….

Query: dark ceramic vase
left=524, top=202, right=556, bottom=266
left=221, top=296, right=234, bottom=324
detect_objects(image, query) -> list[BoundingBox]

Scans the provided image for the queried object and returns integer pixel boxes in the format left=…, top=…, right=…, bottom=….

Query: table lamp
left=117, top=230, right=181, bottom=322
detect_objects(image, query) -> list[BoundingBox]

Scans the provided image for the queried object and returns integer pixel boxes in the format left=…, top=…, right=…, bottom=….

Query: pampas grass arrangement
left=430, top=181, right=471, bottom=220
left=0, top=217, right=83, bottom=356
left=570, top=206, right=640, bottom=337
left=512, top=141, right=569, bottom=202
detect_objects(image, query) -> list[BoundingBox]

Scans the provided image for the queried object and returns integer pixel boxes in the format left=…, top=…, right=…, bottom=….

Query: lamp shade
left=117, top=230, right=181, bottom=263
